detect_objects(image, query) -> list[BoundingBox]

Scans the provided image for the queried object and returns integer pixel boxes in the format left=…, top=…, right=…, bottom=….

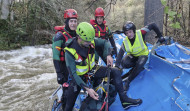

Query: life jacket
left=53, top=26, right=73, bottom=61
left=123, top=30, right=149, bottom=57
left=90, top=19, right=109, bottom=40
left=64, top=40, right=96, bottom=76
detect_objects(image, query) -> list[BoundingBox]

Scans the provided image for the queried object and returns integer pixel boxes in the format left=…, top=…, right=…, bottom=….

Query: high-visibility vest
left=64, top=41, right=96, bottom=75
left=123, top=30, right=149, bottom=57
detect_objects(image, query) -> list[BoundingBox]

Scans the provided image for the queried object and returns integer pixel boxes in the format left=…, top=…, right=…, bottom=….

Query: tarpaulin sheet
left=109, top=34, right=190, bottom=111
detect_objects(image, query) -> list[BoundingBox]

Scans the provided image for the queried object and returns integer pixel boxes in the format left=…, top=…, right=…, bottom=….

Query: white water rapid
left=0, top=44, right=58, bottom=111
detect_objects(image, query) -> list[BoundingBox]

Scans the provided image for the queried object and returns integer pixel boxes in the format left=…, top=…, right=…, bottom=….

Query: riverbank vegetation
left=0, top=0, right=189, bottom=50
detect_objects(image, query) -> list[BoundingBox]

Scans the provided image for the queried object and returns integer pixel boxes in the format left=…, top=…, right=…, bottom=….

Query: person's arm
left=115, top=44, right=125, bottom=68
left=141, top=23, right=162, bottom=39
left=108, top=27, right=117, bottom=56
left=94, top=38, right=112, bottom=62
left=141, top=23, right=165, bottom=43
left=52, top=32, right=65, bottom=84
left=65, top=50, right=89, bottom=90
left=109, top=37, right=117, bottom=56
left=52, top=32, right=64, bottom=61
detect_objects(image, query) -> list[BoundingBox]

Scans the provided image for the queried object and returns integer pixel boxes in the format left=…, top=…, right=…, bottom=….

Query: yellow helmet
left=76, top=22, right=95, bottom=42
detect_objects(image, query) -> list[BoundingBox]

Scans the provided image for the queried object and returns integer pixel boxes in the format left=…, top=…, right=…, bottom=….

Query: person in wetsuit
left=115, top=21, right=165, bottom=91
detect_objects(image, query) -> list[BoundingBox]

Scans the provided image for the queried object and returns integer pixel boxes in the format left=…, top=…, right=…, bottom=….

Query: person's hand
left=112, top=47, right=117, bottom=57
left=85, top=87, right=99, bottom=100
left=158, top=37, right=165, bottom=43
left=107, top=55, right=113, bottom=67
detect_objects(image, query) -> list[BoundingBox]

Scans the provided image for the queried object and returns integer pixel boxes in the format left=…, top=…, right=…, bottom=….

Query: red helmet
left=64, top=9, right=78, bottom=19
left=95, top=7, right=104, bottom=17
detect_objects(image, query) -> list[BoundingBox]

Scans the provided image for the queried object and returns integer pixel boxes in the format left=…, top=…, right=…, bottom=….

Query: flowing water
left=0, top=44, right=58, bottom=111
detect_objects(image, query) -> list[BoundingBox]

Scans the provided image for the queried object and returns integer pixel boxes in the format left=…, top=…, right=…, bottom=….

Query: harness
left=64, top=40, right=96, bottom=76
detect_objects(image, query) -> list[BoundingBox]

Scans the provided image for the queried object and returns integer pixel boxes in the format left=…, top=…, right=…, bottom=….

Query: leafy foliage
left=161, top=0, right=181, bottom=29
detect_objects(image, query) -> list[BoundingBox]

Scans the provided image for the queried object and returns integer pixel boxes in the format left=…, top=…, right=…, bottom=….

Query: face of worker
left=78, top=37, right=92, bottom=48
left=69, top=18, right=77, bottom=30
left=96, top=16, right=104, bottom=25
left=125, top=30, right=135, bottom=39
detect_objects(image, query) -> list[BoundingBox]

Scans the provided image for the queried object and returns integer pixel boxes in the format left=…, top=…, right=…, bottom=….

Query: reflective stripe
left=76, top=68, right=88, bottom=73
left=98, top=31, right=100, bottom=37
left=123, top=30, right=148, bottom=56
left=65, top=42, right=96, bottom=76
left=106, top=26, right=108, bottom=31
left=141, top=27, right=150, bottom=32
left=95, top=86, right=106, bottom=93
left=123, top=39, right=130, bottom=52
left=91, top=61, right=95, bottom=67
left=137, top=31, right=145, bottom=51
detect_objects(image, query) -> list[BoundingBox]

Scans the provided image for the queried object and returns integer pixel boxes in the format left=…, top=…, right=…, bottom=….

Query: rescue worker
left=90, top=7, right=117, bottom=63
left=115, top=21, right=165, bottom=91
left=51, top=9, right=78, bottom=109
left=64, top=22, right=142, bottom=111
left=52, top=9, right=78, bottom=85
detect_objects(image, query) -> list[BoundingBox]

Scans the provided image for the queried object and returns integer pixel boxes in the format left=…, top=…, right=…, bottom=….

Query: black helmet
left=123, top=21, right=136, bottom=33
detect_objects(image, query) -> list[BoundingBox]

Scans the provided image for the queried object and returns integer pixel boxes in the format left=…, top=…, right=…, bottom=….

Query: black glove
left=112, top=47, right=117, bottom=57
left=57, top=73, right=65, bottom=85
left=158, top=37, right=165, bottom=43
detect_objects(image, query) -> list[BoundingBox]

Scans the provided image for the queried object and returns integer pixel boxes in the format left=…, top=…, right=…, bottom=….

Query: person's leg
left=58, top=61, right=69, bottom=84
left=110, top=67, right=142, bottom=109
left=124, top=55, right=148, bottom=91
left=64, top=80, right=81, bottom=111
left=127, top=55, right=148, bottom=82
left=121, top=55, right=137, bottom=80
left=121, top=55, right=137, bottom=68
left=62, top=62, right=69, bottom=82
left=94, top=66, right=142, bottom=109
left=60, top=62, right=70, bottom=108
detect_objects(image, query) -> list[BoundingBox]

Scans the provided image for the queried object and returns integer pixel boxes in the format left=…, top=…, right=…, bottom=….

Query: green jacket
left=64, top=37, right=111, bottom=89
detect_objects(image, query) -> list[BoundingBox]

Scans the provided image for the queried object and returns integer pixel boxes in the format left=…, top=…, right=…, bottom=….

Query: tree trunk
left=31, top=0, right=38, bottom=46
left=180, top=0, right=186, bottom=37
left=1, top=0, right=10, bottom=19
left=189, top=1, right=190, bottom=38
left=0, top=0, right=2, bottom=16
left=164, top=1, right=169, bottom=36
left=144, top=0, right=164, bottom=44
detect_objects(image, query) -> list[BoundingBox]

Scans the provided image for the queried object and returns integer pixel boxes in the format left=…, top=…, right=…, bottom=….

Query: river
left=0, top=44, right=58, bottom=111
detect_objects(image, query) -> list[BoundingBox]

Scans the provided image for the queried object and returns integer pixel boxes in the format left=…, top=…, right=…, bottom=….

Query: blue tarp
left=109, top=34, right=190, bottom=111
left=51, top=33, right=190, bottom=111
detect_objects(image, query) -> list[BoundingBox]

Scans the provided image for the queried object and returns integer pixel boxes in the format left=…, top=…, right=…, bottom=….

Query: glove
left=57, top=73, right=65, bottom=85
left=112, top=47, right=117, bottom=57
left=158, top=37, right=165, bottom=43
